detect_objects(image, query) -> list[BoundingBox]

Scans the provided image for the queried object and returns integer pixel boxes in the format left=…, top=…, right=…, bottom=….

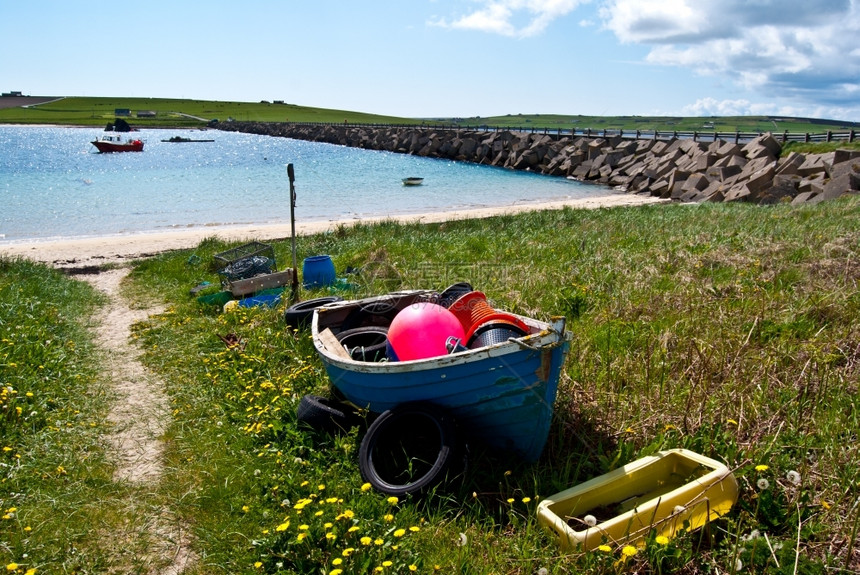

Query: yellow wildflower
left=387, top=496, right=399, bottom=505
left=598, top=544, right=612, bottom=552
left=655, top=535, right=669, bottom=545
left=755, top=464, right=769, bottom=472
left=361, top=483, right=372, bottom=492
left=394, top=528, right=406, bottom=537
left=622, top=545, right=638, bottom=557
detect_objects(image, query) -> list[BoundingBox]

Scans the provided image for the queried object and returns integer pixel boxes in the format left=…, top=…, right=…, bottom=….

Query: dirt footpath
left=82, top=267, right=196, bottom=575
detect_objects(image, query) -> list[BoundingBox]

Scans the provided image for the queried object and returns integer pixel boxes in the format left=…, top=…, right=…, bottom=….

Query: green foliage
left=4, top=196, right=860, bottom=572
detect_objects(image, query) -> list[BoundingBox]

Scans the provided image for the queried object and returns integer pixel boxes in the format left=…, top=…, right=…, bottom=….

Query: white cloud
left=600, top=0, right=860, bottom=119
left=681, top=97, right=858, bottom=122
left=430, top=0, right=589, bottom=38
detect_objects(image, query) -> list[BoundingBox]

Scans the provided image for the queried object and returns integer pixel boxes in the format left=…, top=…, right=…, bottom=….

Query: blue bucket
left=302, top=255, right=336, bottom=288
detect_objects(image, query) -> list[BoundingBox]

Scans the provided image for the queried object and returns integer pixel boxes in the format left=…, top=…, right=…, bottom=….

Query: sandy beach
left=0, top=193, right=665, bottom=268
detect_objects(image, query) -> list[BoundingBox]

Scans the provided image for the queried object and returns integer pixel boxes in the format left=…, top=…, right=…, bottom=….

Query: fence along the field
left=286, top=122, right=858, bottom=145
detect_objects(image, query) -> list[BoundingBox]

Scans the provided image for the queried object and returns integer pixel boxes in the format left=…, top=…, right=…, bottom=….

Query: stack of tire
left=289, top=284, right=476, bottom=496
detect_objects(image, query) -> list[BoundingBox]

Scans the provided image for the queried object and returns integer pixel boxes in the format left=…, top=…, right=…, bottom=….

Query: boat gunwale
left=311, top=290, right=569, bottom=374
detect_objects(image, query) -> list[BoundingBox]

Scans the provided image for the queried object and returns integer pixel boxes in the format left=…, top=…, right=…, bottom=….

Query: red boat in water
left=91, top=134, right=144, bottom=153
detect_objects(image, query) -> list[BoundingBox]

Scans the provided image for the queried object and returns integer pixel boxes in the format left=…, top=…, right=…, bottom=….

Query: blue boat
left=311, top=290, right=571, bottom=462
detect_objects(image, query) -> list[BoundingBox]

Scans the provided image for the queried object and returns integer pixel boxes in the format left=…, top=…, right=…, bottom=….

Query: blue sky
left=3, top=0, right=858, bottom=121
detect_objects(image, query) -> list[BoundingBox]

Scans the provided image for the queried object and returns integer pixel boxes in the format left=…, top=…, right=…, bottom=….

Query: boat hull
left=312, top=291, right=571, bottom=461
left=91, top=139, right=144, bottom=153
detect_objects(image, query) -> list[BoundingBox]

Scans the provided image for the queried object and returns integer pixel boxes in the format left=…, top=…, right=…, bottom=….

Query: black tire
left=336, top=326, right=389, bottom=362
left=359, top=403, right=460, bottom=496
left=438, top=282, right=474, bottom=308
left=296, top=394, right=360, bottom=434
left=284, top=296, right=342, bottom=330
left=340, top=300, right=399, bottom=331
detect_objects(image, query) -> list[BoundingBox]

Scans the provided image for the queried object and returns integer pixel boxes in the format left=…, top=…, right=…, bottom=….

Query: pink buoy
left=387, top=302, right=465, bottom=361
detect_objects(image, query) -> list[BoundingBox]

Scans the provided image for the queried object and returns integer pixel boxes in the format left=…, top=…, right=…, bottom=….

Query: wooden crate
left=228, top=269, right=294, bottom=297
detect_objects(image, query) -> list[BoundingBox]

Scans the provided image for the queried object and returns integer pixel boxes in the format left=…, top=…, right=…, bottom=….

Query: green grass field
left=1, top=96, right=858, bottom=135
left=3, top=197, right=860, bottom=573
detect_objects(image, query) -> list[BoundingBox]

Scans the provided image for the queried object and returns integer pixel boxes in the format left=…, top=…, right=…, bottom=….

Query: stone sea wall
left=217, top=122, right=860, bottom=205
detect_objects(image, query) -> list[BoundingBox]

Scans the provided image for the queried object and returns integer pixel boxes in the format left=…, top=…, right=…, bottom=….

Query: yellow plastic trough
left=537, top=449, right=738, bottom=551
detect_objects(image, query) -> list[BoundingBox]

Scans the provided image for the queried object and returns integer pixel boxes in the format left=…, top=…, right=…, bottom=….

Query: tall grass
left=4, top=196, right=860, bottom=573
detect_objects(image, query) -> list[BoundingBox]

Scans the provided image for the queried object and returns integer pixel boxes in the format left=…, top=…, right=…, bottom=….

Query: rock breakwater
left=218, top=122, right=860, bottom=205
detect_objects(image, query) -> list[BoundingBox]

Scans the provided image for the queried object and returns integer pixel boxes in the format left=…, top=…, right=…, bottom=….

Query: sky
left=2, top=0, right=859, bottom=122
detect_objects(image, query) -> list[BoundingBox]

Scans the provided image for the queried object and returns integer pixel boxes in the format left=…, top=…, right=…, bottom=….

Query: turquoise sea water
left=0, top=125, right=611, bottom=243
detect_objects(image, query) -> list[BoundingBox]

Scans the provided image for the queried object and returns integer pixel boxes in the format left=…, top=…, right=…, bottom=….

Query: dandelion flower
left=755, top=464, right=769, bottom=472
left=457, top=532, right=468, bottom=547
left=507, top=498, right=515, bottom=504
left=254, top=562, right=262, bottom=568
left=330, top=570, right=343, bottom=575
left=786, top=470, right=801, bottom=485
left=583, top=514, right=597, bottom=527
left=394, top=528, right=406, bottom=537
left=383, top=561, right=393, bottom=567
left=598, top=544, right=612, bottom=553
left=342, top=548, right=354, bottom=556
left=822, top=501, right=832, bottom=510
left=360, top=536, right=373, bottom=546
left=757, top=478, right=770, bottom=490
left=361, top=483, right=372, bottom=492
left=409, top=566, right=418, bottom=572
left=7, top=564, right=19, bottom=572
left=374, top=538, right=384, bottom=546
left=276, top=522, right=290, bottom=532
left=521, top=496, right=531, bottom=504
left=384, top=513, right=394, bottom=522
left=538, top=569, right=548, bottom=575
left=655, top=535, right=669, bottom=545
left=409, top=526, right=420, bottom=532
left=621, top=545, right=638, bottom=557
left=387, top=496, right=399, bottom=505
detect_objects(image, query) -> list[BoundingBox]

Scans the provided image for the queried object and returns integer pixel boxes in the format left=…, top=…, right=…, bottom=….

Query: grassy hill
left=1, top=96, right=858, bottom=134
left=0, top=96, right=418, bottom=127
